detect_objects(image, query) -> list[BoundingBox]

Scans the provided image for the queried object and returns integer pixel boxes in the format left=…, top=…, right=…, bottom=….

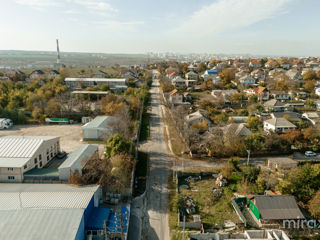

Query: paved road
left=141, top=79, right=171, bottom=240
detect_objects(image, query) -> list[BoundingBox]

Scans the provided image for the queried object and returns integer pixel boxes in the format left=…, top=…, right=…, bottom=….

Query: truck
left=0, top=118, right=13, bottom=129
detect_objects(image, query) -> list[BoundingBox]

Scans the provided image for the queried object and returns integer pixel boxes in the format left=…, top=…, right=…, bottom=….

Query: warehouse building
left=0, top=183, right=102, bottom=240
left=0, top=136, right=60, bottom=182
left=65, top=78, right=127, bottom=91
left=82, top=116, right=116, bottom=141
left=59, top=144, right=99, bottom=181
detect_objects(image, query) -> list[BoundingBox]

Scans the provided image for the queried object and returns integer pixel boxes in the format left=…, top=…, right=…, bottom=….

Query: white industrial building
left=59, top=144, right=99, bottom=181
left=0, top=183, right=101, bottom=240
left=82, top=116, right=116, bottom=141
left=65, top=78, right=127, bottom=91
left=0, top=136, right=60, bottom=182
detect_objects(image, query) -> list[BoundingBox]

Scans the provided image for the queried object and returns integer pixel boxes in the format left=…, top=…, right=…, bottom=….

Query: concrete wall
left=0, top=167, right=23, bottom=182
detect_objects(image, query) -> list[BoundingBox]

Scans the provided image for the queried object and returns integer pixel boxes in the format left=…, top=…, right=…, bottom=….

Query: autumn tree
left=308, top=190, right=320, bottom=218
left=246, top=116, right=260, bottom=130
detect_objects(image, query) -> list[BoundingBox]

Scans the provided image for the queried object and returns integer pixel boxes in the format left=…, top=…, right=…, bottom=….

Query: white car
left=305, top=151, right=317, bottom=157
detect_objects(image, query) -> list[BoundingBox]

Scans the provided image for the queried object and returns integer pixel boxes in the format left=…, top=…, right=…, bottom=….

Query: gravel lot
left=0, top=124, right=85, bottom=153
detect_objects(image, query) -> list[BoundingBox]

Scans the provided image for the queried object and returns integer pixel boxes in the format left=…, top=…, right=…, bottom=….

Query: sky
left=0, top=0, right=320, bottom=56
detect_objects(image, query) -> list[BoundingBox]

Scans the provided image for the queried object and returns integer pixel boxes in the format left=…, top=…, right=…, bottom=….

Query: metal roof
left=82, top=116, right=116, bottom=129
left=264, top=118, right=296, bottom=128
left=65, top=78, right=126, bottom=82
left=0, top=136, right=59, bottom=168
left=254, top=195, right=305, bottom=220
left=59, top=144, right=98, bottom=169
left=0, top=184, right=99, bottom=210
left=0, top=208, right=84, bottom=240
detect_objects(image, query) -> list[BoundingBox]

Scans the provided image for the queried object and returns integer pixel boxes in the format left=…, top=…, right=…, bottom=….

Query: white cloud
left=174, top=0, right=292, bottom=36
left=95, top=20, right=144, bottom=32
left=15, top=0, right=61, bottom=10
left=73, top=0, right=118, bottom=13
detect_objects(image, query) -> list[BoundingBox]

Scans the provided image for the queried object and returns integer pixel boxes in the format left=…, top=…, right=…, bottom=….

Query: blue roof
left=207, top=70, right=218, bottom=74
left=86, top=206, right=130, bottom=233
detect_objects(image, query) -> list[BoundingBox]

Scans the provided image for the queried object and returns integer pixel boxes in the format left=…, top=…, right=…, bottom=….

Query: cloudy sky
left=0, top=0, right=319, bottom=56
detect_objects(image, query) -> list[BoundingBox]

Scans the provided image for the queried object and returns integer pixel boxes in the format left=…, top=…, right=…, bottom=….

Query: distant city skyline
left=0, top=0, right=320, bottom=56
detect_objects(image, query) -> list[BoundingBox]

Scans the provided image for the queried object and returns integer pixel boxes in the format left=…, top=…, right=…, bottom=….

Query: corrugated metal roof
left=59, top=144, right=98, bottom=169
left=255, top=196, right=305, bottom=220
left=0, top=208, right=84, bottom=240
left=0, top=136, right=58, bottom=158
left=0, top=136, right=59, bottom=168
left=82, top=116, right=116, bottom=129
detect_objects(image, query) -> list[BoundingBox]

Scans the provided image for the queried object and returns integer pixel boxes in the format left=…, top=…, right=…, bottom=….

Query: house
left=183, top=92, right=193, bottom=102
left=264, top=117, right=296, bottom=133
left=286, top=69, right=302, bottom=82
left=229, top=116, right=249, bottom=123
left=82, top=116, right=117, bottom=141
left=47, top=70, right=60, bottom=79
left=0, top=136, right=60, bottom=182
left=281, top=62, right=291, bottom=70
left=168, top=71, right=180, bottom=80
left=264, top=99, right=286, bottom=112
left=315, top=87, right=320, bottom=97
left=251, top=69, right=265, bottom=79
left=268, top=157, right=298, bottom=170
left=265, top=59, right=279, bottom=69
left=92, top=70, right=109, bottom=78
left=29, top=70, right=45, bottom=80
left=239, top=75, right=256, bottom=86
left=185, top=71, right=198, bottom=80
left=171, top=76, right=186, bottom=88
left=58, top=144, right=99, bottom=181
left=302, top=112, right=320, bottom=125
left=223, top=123, right=252, bottom=138
left=189, top=230, right=290, bottom=240
left=249, top=60, right=261, bottom=68
left=235, top=71, right=249, bottom=78
left=211, top=89, right=238, bottom=102
left=64, top=78, right=127, bottom=91
left=270, top=90, right=291, bottom=100
left=245, top=86, right=269, bottom=101
left=5, top=70, right=26, bottom=81
left=185, top=110, right=211, bottom=127
left=201, top=69, right=219, bottom=82
left=271, top=112, right=301, bottom=122
left=169, top=89, right=183, bottom=105
left=185, top=79, right=197, bottom=87
left=248, top=195, right=304, bottom=223
left=187, top=63, right=199, bottom=72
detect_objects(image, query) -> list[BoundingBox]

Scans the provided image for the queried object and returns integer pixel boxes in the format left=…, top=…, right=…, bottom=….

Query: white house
left=270, top=90, right=291, bottom=100
left=302, top=112, right=320, bottom=125
left=169, top=89, right=183, bottom=105
left=285, top=69, right=302, bottom=82
left=239, top=75, right=256, bottom=86
left=185, top=71, right=198, bottom=80
left=0, top=136, right=60, bottom=182
left=171, top=76, right=186, bottom=88
left=315, top=88, right=320, bottom=97
left=58, top=144, right=99, bottom=181
left=201, top=69, right=219, bottom=83
left=264, top=118, right=296, bottom=133
left=185, top=110, right=211, bottom=127
left=29, top=70, right=45, bottom=80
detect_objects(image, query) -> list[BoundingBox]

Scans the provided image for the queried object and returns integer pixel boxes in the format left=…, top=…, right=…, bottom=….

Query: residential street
left=141, top=78, right=171, bottom=240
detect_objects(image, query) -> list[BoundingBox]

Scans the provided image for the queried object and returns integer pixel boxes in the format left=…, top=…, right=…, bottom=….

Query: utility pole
left=182, top=215, right=186, bottom=240
left=247, top=149, right=251, bottom=166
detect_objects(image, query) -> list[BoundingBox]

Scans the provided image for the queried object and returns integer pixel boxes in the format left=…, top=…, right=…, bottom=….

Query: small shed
left=82, top=116, right=116, bottom=141
left=58, top=144, right=98, bottom=181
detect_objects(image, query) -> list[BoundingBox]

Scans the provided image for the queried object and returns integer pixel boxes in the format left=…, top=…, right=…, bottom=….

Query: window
left=47, top=156, right=49, bottom=161
left=51, top=153, right=53, bottom=157
left=47, top=149, right=49, bottom=155
left=39, top=154, right=42, bottom=160
left=34, top=158, right=37, bottom=164
left=24, top=165, right=27, bottom=169
left=8, top=176, right=15, bottom=180
left=8, top=168, right=13, bottom=171
left=39, top=162, right=42, bottom=167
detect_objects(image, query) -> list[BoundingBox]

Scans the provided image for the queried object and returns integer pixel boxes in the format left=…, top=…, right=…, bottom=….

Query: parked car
left=57, top=151, right=66, bottom=159
left=305, top=151, right=317, bottom=157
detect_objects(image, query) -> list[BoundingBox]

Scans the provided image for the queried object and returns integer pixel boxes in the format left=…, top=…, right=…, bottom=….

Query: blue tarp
left=86, top=206, right=130, bottom=234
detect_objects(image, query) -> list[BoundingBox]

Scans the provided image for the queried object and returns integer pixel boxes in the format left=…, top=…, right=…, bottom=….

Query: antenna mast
left=56, top=39, right=61, bottom=65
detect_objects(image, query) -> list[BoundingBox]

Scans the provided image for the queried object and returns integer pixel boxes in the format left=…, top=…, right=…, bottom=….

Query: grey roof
left=272, top=112, right=301, bottom=122
left=224, top=123, right=252, bottom=137
left=254, top=195, right=305, bottom=220
left=264, top=118, right=296, bottom=128
left=0, top=208, right=84, bottom=240
left=264, top=99, right=285, bottom=108
left=0, top=136, right=59, bottom=168
left=59, top=144, right=98, bottom=169
left=82, top=116, right=116, bottom=129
